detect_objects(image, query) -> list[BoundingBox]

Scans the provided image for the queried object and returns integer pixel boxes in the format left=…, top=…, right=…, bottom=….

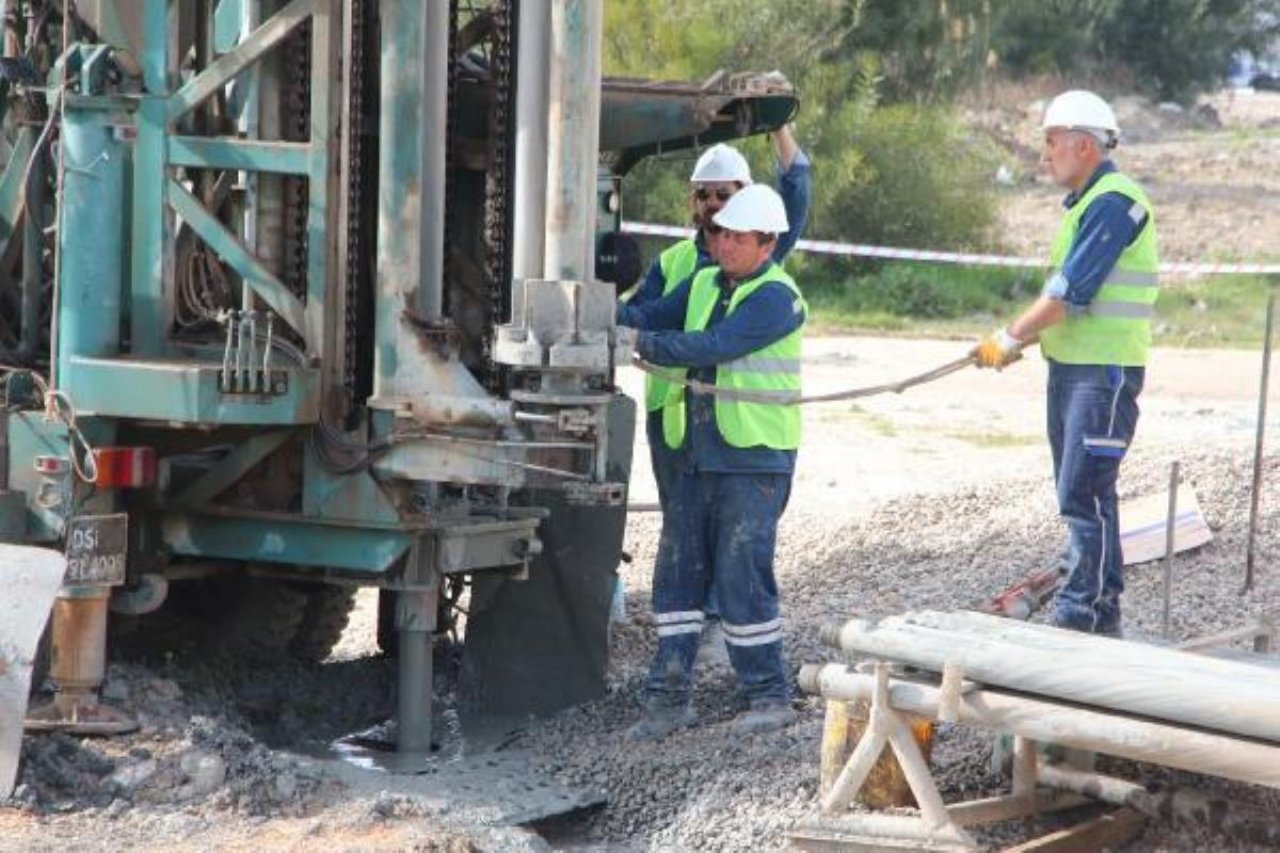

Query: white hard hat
left=712, top=184, right=789, bottom=234
left=1042, top=90, right=1120, bottom=137
left=690, top=143, right=753, bottom=184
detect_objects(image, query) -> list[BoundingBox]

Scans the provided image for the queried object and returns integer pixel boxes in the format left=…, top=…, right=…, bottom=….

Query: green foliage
left=608, top=0, right=1008, bottom=261
left=1153, top=276, right=1276, bottom=347
left=604, top=0, right=992, bottom=106
left=807, top=270, right=1280, bottom=349
left=1098, top=0, right=1279, bottom=103
left=804, top=104, right=1004, bottom=252
left=992, top=0, right=1280, bottom=103
left=991, top=1, right=1116, bottom=76
left=819, top=0, right=994, bottom=103
left=603, top=0, right=737, bottom=80
left=806, top=263, right=1037, bottom=320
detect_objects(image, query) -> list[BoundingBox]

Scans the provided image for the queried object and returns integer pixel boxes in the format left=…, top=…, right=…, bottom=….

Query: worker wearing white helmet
left=969, top=89, right=1159, bottom=637
left=617, top=183, right=807, bottom=740
left=624, top=121, right=811, bottom=668
left=690, top=142, right=754, bottom=185
left=627, top=126, right=809, bottom=448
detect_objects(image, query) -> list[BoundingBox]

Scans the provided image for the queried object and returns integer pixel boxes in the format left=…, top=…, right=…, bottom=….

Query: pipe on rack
left=819, top=611, right=1280, bottom=742
left=799, top=664, right=1280, bottom=788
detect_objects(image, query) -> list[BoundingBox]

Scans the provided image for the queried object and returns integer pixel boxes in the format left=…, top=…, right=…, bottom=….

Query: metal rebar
left=1244, top=290, right=1275, bottom=592
left=1038, top=764, right=1280, bottom=847
left=1162, top=461, right=1179, bottom=638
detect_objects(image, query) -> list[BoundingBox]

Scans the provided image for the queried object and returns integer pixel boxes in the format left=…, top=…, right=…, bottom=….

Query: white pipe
left=822, top=611, right=1280, bottom=742
left=543, top=0, right=602, bottom=283
left=800, top=665, right=1280, bottom=789
left=512, top=0, right=549, bottom=282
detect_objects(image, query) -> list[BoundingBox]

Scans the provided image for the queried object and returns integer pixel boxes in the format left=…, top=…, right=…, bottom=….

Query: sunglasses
left=695, top=188, right=734, bottom=203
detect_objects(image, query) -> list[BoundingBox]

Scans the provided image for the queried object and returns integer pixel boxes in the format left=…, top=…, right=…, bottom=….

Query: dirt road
left=621, top=335, right=1275, bottom=516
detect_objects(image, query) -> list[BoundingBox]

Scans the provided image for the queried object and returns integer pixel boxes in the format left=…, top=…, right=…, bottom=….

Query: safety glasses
left=694, top=188, right=734, bottom=203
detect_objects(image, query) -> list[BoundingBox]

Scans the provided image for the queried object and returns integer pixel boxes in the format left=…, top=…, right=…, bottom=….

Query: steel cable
left=631, top=354, right=978, bottom=405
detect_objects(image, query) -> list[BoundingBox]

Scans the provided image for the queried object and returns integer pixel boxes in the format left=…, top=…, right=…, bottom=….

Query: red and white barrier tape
left=622, top=221, right=1280, bottom=277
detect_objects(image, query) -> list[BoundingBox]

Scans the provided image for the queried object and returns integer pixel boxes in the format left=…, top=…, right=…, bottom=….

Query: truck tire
left=214, top=576, right=309, bottom=661
left=289, top=584, right=357, bottom=663
left=376, top=588, right=397, bottom=657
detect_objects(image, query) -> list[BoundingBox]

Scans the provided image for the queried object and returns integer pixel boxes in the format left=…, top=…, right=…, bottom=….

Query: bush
left=1098, top=0, right=1278, bottom=103
left=805, top=103, right=1005, bottom=254
left=992, top=1, right=1115, bottom=77
left=805, top=262, right=1038, bottom=320
left=993, top=0, right=1280, bottom=103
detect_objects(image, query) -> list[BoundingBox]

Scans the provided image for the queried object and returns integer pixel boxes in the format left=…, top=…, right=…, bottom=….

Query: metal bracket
left=563, top=481, right=625, bottom=507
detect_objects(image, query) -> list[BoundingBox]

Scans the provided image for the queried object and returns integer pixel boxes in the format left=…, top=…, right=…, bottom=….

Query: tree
left=991, top=0, right=1280, bottom=102
left=1099, top=0, right=1280, bottom=102
left=604, top=0, right=1006, bottom=271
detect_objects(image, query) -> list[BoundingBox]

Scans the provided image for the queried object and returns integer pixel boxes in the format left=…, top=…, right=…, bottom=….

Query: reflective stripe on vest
left=644, top=239, right=702, bottom=412
left=662, top=264, right=807, bottom=451
left=1039, top=171, right=1160, bottom=367
left=721, top=355, right=803, bottom=374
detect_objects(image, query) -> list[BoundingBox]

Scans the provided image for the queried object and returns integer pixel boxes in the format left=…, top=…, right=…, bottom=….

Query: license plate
left=64, top=513, right=128, bottom=585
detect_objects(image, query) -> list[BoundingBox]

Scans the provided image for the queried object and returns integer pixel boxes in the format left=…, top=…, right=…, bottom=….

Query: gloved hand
left=970, top=327, right=1023, bottom=369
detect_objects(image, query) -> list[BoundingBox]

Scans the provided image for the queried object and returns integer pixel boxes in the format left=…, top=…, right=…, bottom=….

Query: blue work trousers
left=647, top=411, right=720, bottom=620
left=645, top=471, right=792, bottom=707
left=646, top=411, right=680, bottom=510
left=1046, top=361, right=1143, bottom=634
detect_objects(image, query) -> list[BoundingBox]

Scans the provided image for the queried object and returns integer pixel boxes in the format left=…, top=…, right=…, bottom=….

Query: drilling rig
left=0, top=0, right=796, bottom=769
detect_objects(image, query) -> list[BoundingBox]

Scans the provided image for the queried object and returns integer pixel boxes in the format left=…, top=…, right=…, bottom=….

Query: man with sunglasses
left=617, top=184, right=806, bottom=740
left=626, top=127, right=810, bottom=664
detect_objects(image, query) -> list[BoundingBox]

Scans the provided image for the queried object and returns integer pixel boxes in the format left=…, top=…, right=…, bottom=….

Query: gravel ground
left=517, top=445, right=1280, bottom=851
left=3, top=370, right=1279, bottom=851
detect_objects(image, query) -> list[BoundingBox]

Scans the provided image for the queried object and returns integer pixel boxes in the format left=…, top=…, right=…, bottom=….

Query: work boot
left=695, top=619, right=730, bottom=668
left=730, top=700, right=796, bottom=735
left=626, top=701, right=696, bottom=742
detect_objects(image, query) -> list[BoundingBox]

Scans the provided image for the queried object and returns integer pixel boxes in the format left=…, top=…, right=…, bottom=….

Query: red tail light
left=92, top=447, right=157, bottom=488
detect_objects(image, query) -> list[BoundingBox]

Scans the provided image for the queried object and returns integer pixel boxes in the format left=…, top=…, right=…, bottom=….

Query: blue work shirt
left=627, top=150, right=812, bottom=307
left=1043, top=161, right=1151, bottom=311
left=618, top=261, right=805, bottom=474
